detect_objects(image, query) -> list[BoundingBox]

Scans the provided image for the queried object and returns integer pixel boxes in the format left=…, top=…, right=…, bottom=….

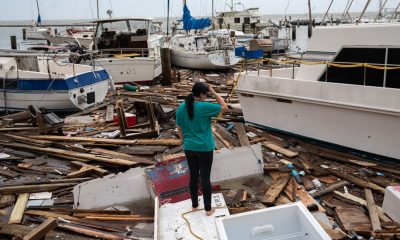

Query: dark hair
left=186, top=82, right=209, bottom=120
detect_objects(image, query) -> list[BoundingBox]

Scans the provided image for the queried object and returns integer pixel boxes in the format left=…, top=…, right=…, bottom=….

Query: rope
left=181, top=206, right=227, bottom=240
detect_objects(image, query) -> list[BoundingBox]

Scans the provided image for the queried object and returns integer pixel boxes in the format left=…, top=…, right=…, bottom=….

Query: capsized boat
left=91, top=18, right=162, bottom=85
left=236, top=24, right=400, bottom=160
left=0, top=53, right=110, bottom=111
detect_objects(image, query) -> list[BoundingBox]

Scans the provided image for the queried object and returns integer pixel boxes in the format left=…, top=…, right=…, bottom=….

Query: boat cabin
left=92, top=18, right=160, bottom=57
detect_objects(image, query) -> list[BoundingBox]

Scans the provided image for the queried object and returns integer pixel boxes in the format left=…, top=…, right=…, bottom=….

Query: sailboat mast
left=36, top=0, right=40, bottom=17
left=231, top=0, right=234, bottom=11
left=97, top=0, right=100, bottom=19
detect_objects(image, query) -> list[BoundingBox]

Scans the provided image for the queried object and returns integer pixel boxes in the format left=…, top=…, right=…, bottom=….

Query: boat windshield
left=96, top=20, right=152, bottom=38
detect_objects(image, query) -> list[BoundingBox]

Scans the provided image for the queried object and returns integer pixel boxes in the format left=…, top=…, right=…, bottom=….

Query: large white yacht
left=236, top=24, right=400, bottom=160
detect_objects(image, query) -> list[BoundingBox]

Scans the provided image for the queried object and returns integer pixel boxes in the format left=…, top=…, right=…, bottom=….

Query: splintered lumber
left=3, top=133, right=53, bottom=147
left=0, top=183, right=75, bottom=194
left=70, top=161, right=108, bottom=175
left=310, top=180, right=349, bottom=198
left=0, top=194, right=15, bottom=208
left=327, top=169, right=385, bottom=194
left=57, top=223, right=127, bottom=240
left=0, top=127, right=38, bottom=132
left=9, top=193, right=29, bottom=224
left=233, top=122, right=250, bottom=146
left=68, top=100, right=114, bottom=117
left=22, top=218, right=57, bottom=240
left=105, top=104, right=115, bottom=122
left=67, top=164, right=107, bottom=179
left=0, top=141, right=136, bottom=167
left=32, top=135, right=182, bottom=146
left=212, top=128, right=232, bottom=148
left=262, top=141, right=298, bottom=158
left=83, top=216, right=154, bottom=221
left=214, top=124, right=240, bottom=147
left=284, top=180, right=325, bottom=212
left=317, top=220, right=347, bottom=240
left=261, top=178, right=289, bottom=205
left=335, top=207, right=372, bottom=234
left=91, top=148, right=155, bottom=165
left=275, top=194, right=292, bottom=205
left=364, top=188, right=382, bottom=232
left=333, top=191, right=392, bottom=223
left=24, top=210, right=81, bottom=221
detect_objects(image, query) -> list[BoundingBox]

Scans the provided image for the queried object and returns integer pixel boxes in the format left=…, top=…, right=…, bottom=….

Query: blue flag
left=182, top=4, right=211, bottom=30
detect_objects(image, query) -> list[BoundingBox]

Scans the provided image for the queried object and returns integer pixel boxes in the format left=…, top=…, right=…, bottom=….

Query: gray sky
left=1, top=0, right=397, bottom=20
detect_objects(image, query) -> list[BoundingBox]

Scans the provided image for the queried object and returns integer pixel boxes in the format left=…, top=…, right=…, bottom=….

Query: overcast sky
left=0, top=0, right=397, bottom=20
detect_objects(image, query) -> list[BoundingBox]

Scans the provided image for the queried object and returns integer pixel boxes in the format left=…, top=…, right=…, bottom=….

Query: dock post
left=54, top=28, right=58, bottom=35
left=308, top=24, right=312, bottom=38
left=160, top=48, right=172, bottom=86
left=242, top=23, right=245, bottom=33
left=291, top=26, right=296, bottom=40
left=10, top=36, right=17, bottom=50
left=22, top=29, right=26, bottom=40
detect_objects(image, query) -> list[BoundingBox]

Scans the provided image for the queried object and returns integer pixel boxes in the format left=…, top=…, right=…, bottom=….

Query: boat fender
left=250, top=224, right=275, bottom=236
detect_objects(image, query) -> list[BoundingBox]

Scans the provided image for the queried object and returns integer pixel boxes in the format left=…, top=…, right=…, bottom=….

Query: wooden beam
left=0, top=194, right=15, bottom=209
left=214, top=124, right=240, bottom=147
left=91, top=148, right=155, bottom=165
left=9, top=193, right=29, bottom=224
left=22, top=218, right=57, bottom=240
left=364, top=188, right=382, bottom=232
left=68, top=100, right=115, bottom=117
left=310, top=180, right=349, bottom=198
left=263, top=141, right=298, bottom=158
left=212, top=128, right=232, bottom=148
left=327, top=169, right=385, bottom=194
left=233, top=122, right=250, bottom=146
left=3, top=133, right=52, bottom=147
left=32, top=135, right=182, bottom=146
left=0, top=183, right=75, bottom=194
left=261, top=178, right=289, bottom=205
left=56, top=223, right=127, bottom=240
left=0, top=141, right=137, bottom=167
left=105, top=104, right=115, bottom=122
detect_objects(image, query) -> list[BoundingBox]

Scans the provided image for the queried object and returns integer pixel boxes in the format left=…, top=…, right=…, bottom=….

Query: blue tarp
left=182, top=4, right=211, bottom=30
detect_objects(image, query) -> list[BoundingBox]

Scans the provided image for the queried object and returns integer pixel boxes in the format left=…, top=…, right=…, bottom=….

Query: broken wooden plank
left=327, top=169, right=385, bottom=194
left=68, top=100, right=115, bottom=117
left=0, top=141, right=137, bottom=167
left=333, top=190, right=392, bottom=223
left=233, top=122, right=250, bottom=146
left=22, top=217, right=57, bottom=240
left=364, top=188, right=382, bottom=232
left=310, top=180, right=349, bottom=198
left=91, top=148, right=155, bottom=165
left=212, top=128, right=232, bottom=148
left=57, top=223, right=127, bottom=240
left=214, top=124, right=240, bottom=147
left=105, top=104, right=115, bottom=122
left=261, top=177, right=289, bottom=205
left=0, top=183, right=76, bottom=194
left=70, top=161, right=108, bottom=175
left=9, top=193, right=29, bottom=224
left=335, top=206, right=372, bottom=234
left=2, top=133, right=52, bottom=148
left=317, top=220, right=347, bottom=240
left=263, top=141, right=298, bottom=158
left=32, top=135, right=182, bottom=146
left=0, top=194, right=15, bottom=209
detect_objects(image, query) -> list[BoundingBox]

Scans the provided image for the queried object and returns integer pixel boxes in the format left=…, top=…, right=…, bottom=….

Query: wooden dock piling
left=160, top=48, right=172, bottom=86
left=10, top=36, right=17, bottom=49
left=22, top=29, right=26, bottom=40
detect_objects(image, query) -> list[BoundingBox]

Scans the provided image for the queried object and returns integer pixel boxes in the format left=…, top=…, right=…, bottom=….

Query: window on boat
left=234, top=18, right=240, bottom=23
left=244, top=17, right=250, bottom=24
left=318, top=47, right=400, bottom=89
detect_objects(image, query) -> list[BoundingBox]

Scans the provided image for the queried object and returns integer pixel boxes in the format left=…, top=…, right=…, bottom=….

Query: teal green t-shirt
left=176, top=101, right=221, bottom=152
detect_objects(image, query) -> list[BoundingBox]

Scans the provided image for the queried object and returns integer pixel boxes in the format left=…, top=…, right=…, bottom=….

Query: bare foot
left=206, top=208, right=215, bottom=216
left=192, top=206, right=199, bottom=211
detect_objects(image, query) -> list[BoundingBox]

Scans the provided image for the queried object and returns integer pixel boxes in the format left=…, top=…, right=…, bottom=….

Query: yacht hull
left=171, top=49, right=240, bottom=70
left=236, top=72, right=400, bottom=160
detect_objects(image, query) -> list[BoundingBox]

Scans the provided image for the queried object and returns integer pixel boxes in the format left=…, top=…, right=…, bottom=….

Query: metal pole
left=167, top=0, right=170, bottom=36
left=341, top=0, right=354, bottom=22
left=322, top=0, right=334, bottom=23
left=358, top=0, right=372, bottom=24
left=96, top=0, right=100, bottom=19
left=308, top=0, right=312, bottom=37
left=383, top=48, right=388, bottom=87
left=389, top=1, right=400, bottom=21
left=374, top=0, right=388, bottom=22
left=36, top=0, right=41, bottom=26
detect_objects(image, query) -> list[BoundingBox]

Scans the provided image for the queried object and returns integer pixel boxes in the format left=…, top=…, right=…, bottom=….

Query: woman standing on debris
left=176, top=82, right=228, bottom=216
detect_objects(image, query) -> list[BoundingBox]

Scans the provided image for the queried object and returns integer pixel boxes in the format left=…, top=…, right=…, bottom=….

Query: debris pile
left=0, top=69, right=398, bottom=239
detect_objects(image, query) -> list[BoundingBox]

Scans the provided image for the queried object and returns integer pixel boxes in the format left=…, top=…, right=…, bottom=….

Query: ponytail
left=186, top=93, right=195, bottom=120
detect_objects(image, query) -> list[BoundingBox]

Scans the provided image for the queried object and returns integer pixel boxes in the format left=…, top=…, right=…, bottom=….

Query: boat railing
left=97, top=47, right=158, bottom=58
left=263, top=59, right=400, bottom=88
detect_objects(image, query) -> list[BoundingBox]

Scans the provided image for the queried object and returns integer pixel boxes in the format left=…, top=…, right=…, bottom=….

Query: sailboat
left=25, top=0, right=50, bottom=40
left=169, top=1, right=241, bottom=70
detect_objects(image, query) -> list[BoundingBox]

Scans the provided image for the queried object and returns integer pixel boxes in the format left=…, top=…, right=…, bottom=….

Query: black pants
left=185, top=150, right=214, bottom=211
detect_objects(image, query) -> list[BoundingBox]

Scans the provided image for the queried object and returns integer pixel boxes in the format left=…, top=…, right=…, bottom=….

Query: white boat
left=26, top=27, right=50, bottom=40
left=236, top=24, right=400, bottom=160
left=170, top=34, right=240, bottom=70
left=0, top=53, right=110, bottom=111
left=45, top=29, right=94, bottom=49
left=216, top=6, right=266, bottom=33
left=92, top=18, right=162, bottom=84
left=25, top=0, right=50, bottom=40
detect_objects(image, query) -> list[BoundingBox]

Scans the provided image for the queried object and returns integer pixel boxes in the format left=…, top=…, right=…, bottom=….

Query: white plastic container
left=382, top=185, right=400, bottom=223
left=216, top=202, right=331, bottom=240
